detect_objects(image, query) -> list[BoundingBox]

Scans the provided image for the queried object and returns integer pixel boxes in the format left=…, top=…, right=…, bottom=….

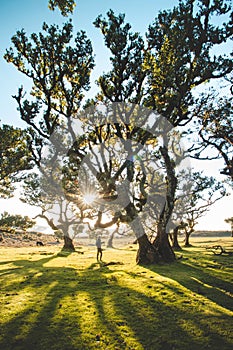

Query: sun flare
left=83, top=193, right=96, bottom=205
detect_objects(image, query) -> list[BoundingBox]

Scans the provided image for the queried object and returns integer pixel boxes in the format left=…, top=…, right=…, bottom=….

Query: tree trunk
left=153, top=236, right=176, bottom=262
left=153, top=222, right=176, bottom=262
left=107, top=231, right=115, bottom=248
left=172, top=226, right=182, bottom=250
left=151, top=146, right=177, bottom=262
left=62, top=235, right=75, bottom=251
left=136, top=234, right=160, bottom=264
left=184, top=229, right=193, bottom=247
left=130, top=216, right=161, bottom=264
left=172, top=222, right=188, bottom=250
left=184, top=232, right=191, bottom=247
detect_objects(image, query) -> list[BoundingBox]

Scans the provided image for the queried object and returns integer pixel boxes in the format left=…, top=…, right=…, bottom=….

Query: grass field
left=0, top=237, right=232, bottom=350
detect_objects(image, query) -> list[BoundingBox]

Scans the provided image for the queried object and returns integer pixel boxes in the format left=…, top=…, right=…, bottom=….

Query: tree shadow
left=0, top=251, right=233, bottom=350
left=145, top=253, right=233, bottom=312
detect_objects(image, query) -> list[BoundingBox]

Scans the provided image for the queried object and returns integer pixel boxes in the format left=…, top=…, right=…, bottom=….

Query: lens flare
left=83, top=193, right=96, bottom=205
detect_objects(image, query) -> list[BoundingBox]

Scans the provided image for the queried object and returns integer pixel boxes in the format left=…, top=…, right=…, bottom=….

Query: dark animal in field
left=36, top=241, right=44, bottom=246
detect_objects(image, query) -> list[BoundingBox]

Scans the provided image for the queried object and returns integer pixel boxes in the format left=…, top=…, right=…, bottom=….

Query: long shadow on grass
left=0, top=253, right=233, bottom=350
left=0, top=251, right=81, bottom=350
left=145, top=251, right=233, bottom=312
left=64, top=261, right=233, bottom=350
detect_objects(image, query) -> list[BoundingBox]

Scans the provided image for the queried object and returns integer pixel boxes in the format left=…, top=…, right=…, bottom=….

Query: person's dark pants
left=97, top=248, right=102, bottom=261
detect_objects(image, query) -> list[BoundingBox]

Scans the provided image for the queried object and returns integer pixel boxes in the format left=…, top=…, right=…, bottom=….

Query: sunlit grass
left=0, top=238, right=232, bottom=349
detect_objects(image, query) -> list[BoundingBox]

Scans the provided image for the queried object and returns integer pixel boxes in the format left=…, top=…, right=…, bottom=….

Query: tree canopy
left=1, top=0, right=232, bottom=261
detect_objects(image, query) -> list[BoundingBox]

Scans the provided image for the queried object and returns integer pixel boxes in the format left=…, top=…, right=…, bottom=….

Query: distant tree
left=172, top=169, right=227, bottom=246
left=106, top=226, right=118, bottom=248
left=0, top=211, right=35, bottom=232
left=0, top=124, right=33, bottom=198
left=169, top=221, right=187, bottom=250
left=21, top=172, right=90, bottom=251
left=225, top=217, right=233, bottom=237
left=189, top=94, right=233, bottom=181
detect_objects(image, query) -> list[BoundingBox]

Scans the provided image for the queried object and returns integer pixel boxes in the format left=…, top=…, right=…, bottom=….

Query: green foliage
left=21, top=173, right=48, bottom=207
left=0, top=124, right=33, bottom=198
left=145, top=0, right=233, bottom=125
left=4, top=21, right=94, bottom=138
left=48, top=0, right=76, bottom=16
left=0, top=212, right=35, bottom=231
left=94, top=10, right=146, bottom=103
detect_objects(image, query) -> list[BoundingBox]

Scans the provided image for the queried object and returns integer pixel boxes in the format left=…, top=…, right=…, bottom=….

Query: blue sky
left=0, top=0, right=232, bottom=231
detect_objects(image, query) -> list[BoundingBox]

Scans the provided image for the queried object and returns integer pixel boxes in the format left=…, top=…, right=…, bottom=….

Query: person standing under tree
left=96, top=235, right=103, bottom=261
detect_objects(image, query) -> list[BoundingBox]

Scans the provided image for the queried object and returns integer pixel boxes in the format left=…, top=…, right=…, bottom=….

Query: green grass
left=0, top=238, right=232, bottom=350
